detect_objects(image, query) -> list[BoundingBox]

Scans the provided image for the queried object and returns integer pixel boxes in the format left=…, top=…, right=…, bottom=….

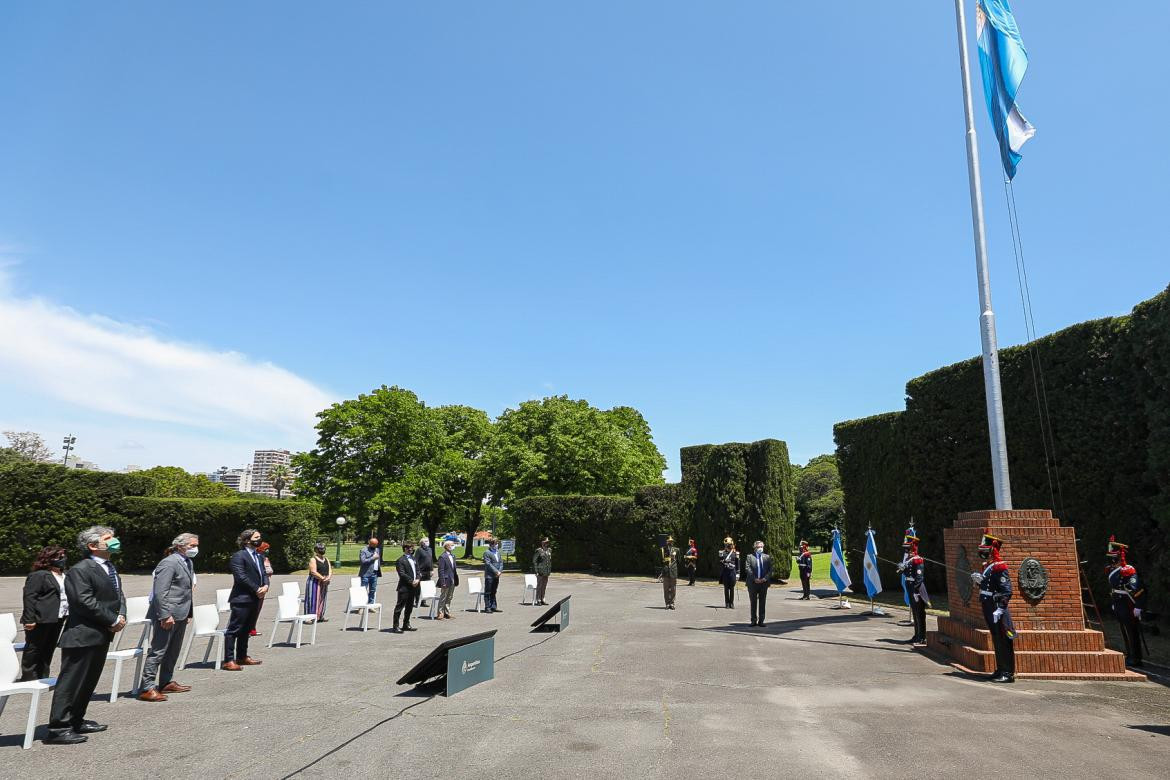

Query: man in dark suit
left=745, top=540, right=774, bottom=628
left=413, top=536, right=434, bottom=607
left=223, top=528, right=269, bottom=671
left=45, top=526, right=127, bottom=745
left=392, top=541, right=420, bottom=633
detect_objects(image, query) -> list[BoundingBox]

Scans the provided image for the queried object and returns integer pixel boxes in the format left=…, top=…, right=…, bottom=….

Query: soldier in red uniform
left=897, top=533, right=929, bottom=644
left=796, top=540, right=813, bottom=600
left=970, top=532, right=1015, bottom=683
left=1106, top=536, right=1147, bottom=668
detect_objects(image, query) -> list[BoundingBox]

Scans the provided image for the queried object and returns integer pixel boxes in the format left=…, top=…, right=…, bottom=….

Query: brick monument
left=925, top=509, right=1144, bottom=680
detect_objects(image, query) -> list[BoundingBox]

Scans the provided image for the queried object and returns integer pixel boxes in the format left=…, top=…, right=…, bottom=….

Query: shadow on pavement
left=1127, top=725, right=1170, bottom=736
left=682, top=613, right=918, bottom=655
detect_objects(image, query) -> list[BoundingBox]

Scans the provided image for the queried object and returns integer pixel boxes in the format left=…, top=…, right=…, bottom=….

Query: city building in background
left=209, top=464, right=254, bottom=493
left=250, top=449, right=293, bottom=498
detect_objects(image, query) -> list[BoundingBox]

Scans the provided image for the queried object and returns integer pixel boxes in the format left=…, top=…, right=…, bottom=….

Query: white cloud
left=0, top=268, right=334, bottom=467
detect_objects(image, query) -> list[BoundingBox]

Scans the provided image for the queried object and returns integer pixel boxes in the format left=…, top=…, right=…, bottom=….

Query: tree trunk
left=461, top=501, right=483, bottom=559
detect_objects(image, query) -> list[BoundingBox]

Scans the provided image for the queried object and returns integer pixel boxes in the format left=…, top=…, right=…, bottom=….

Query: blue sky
left=1, top=2, right=1166, bottom=479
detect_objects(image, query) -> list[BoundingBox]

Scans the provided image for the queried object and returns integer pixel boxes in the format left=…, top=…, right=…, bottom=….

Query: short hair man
left=359, top=537, right=382, bottom=604
left=139, top=533, right=199, bottom=701
left=392, top=541, right=420, bottom=633
left=745, top=540, right=774, bottom=628
left=46, top=526, right=127, bottom=744
left=223, top=529, right=269, bottom=671
left=436, top=540, right=459, bottom=619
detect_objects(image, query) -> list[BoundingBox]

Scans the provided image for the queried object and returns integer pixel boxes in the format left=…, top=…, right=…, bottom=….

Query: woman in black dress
left=20, top=545, right=68, bottom=680
left=718, top=537, right=739, bottom=609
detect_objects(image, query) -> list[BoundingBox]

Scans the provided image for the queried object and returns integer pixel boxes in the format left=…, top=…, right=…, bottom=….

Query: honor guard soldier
left=897, top=532, right=929, bottom=644
left=796, top=541, right=813, bottom=600
left=660, top=537, right=680, bottom=610
left=1106, top=536, right=1147, bottom=668
left=970, top=532, right=1015, bottom=682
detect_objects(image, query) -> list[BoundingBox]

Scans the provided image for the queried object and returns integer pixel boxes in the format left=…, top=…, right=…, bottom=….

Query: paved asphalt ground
left=1, top=570, right=1168, bottom=778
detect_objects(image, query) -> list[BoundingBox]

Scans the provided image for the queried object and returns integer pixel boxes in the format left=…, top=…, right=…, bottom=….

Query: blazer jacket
left=58, top=558, right=126, bottom=649
left=483, top=548, right=503, bottom=578
left=228, top=548, right=270, bottom=605
left=21, top=569, right=64, bottom=625
left=437, top=552, right=459, bottom=587
left=358, top=546, right=382, bottom=578
left=396, top=554, right=420, bottom=593
left=744, top=552, right=774, bottom=586
left=148, top=553, right=195, bottom=622
left=413, top=545, right=434, bottom=577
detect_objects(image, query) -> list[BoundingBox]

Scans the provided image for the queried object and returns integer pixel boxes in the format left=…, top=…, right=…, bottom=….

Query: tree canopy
left=793, top=454, right=844, bottom=549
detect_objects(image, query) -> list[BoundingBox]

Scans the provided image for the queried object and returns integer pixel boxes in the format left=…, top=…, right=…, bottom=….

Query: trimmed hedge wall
left=513, top=439, right=796, bottom=579
left=835, top=285, right=1170, bottom=607
left=0, top=462, right=319, bottom=574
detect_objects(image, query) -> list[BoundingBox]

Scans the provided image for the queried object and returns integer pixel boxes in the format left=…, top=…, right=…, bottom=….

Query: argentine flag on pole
left=863, top=529, right=883, bottom=599
left=829, top=529, right=851, bottom=594
left=976, top=0, right=1036, bottom=179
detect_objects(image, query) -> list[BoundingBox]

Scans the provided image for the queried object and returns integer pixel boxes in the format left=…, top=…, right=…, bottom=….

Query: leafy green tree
left=434, top=405, right=494, bottom=558
left=268, top=464, right=292, bottom=499
left=292, top=385, right=445, bottom=544
left=484, top=396, right=666, bottom=504
left=137, top=466, right=238, bottom=499
left=794, top=454, right=844, bottom=549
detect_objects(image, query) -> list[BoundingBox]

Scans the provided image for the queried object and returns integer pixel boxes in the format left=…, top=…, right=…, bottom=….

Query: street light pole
left=62, top=435, right=76, bottom=467
left=335, top=517, right=346, bottom=567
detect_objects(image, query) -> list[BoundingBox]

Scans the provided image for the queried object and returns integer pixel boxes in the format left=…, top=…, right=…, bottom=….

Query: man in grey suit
left=745, top=540, right=774, bottom=628
left=436, top=541, right=458, bottom=619
left=46, top=526, right=127, bottom=744
left=139, top=533, right=199, bottom=702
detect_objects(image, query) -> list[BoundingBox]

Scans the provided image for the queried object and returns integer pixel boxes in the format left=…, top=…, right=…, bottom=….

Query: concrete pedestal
left=924, top=509, right=1144, bottom=681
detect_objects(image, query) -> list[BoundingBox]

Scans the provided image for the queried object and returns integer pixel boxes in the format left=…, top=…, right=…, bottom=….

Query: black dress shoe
left=758, top=622, right=766, bottom=628
left=403, top=625, right=417, bottom=631
left=74, top=721, right=108, bottom=734
left=45, top=729, right=87, bottom=745
left=989, top=674, right=1015, bottom=683
left=390, top=627, right=402, bottom=634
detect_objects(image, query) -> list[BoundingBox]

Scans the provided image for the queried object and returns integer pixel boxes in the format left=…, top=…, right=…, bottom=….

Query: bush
left=117, top=497, right=320, bottom=574
left=512, top=496, right=643, bottom=573
left=0, top=461, right=318, bottom=574
left=835, top=284, right=1170, bottom=607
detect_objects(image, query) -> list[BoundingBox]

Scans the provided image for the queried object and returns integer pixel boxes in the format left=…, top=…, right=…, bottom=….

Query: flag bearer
left=1106, top=536, right=1147, bottom=668
left=897, top=533, right=929, bottom=644
left=970, top=532, right=1015, bottom=683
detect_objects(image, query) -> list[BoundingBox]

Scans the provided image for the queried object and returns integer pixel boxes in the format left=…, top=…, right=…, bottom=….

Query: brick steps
left=921, top=649, right=1147, bottom=682
left=927, top=627, right=1141, bottom=678
left=933, top=617, right=1108, bottom=652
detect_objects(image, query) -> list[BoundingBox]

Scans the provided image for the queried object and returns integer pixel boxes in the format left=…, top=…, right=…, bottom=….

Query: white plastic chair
left=114, top=596, right=151, bottom=651
left=467, top=577, right=484, bottom=612
left=0, top=613, right=24, bottom=652
left=419, top=581, right=439, bottom=619
left=281, top=581, right=301, bottom=601
left=267, top=595, right=317, bottom=648
left=178, top=604, right=226, bottom=670
left=342, top=585, right=382, bottom=632
left=103, top=646, right=145, bottom=703
left=522, top=574, right=538, bottom=605
left=0, top=641, right=55, bottom=749
left=350, top=576, right=363, bottom=589
left=216, top=588, right=231, bottom=614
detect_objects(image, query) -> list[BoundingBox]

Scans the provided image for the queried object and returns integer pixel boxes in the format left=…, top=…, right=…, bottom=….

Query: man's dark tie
left=106, top=560, right=120, bottom=593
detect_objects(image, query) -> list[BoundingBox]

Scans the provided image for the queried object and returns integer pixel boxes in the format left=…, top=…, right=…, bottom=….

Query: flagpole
left=954, top=0, right=1012, bottom=510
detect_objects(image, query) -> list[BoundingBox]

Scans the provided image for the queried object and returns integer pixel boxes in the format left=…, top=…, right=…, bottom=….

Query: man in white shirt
left=392, top=541, right=421, bottom=633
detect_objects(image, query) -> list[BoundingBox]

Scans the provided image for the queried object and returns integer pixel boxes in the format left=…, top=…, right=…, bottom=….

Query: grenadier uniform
left=971, top=532, right=1015, bottom=683
left=797, top=541, right=813, bottom=600
left=898, top=532, right=929, bottom=644
left=1106, top=536, right=1147, bottom=668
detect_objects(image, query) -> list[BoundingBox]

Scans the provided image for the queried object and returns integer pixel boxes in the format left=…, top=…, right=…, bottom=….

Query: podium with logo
left=397, top=630, right=497, bottom=696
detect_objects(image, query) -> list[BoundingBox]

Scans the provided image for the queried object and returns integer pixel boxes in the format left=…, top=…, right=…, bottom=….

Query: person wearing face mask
left=482, top=538, right=503, bottom=613
left=1105, top=536, right=1147, bottom=669
left=250, top=541, right=275, bottom=636
left=359, top=537, right=382, bottom=604
left=304, top=542, right=332, bottom=622
left=413, top=536, right=434, bottom=607
left=718, top=538, right=739, bottom=609
left=223, top=529, right=269, bottom=671
left=139, top=533, right=200, bottom=701
left=969, top=531, right=1015, bottom=683
left=45, top=526, right=127, bottom=745
left=745, top=540, right=774, bottom=628
left=20, top=546, right=69, bottom=681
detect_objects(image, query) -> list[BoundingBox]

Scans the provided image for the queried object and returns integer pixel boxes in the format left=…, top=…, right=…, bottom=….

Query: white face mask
left=185, top=547, right=199, bottom=558
left=755, top=548, right=763, bottom=554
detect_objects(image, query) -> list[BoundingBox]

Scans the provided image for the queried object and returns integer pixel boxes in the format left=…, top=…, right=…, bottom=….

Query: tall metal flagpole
left=953, top=0, right=1012, bottom=510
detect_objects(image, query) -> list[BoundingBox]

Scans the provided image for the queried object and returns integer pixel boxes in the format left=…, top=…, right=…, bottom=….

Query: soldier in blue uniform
left=796, top=540, right=813, bottom=600
left=897, top=532, right=929, bottom=644
left=970, top=532, right=1015, bottom=683
left=1106, top=536, right=1147, bottom=668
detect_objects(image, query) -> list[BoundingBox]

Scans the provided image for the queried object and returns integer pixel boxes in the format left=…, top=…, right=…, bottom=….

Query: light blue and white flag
left=976, top=0, right=1036, bottom=179
left=829, top=529, right=851, bottom=594
left=863, top=529, right=883, bottom=599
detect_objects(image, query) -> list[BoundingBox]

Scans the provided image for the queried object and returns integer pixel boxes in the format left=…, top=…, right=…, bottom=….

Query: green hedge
left=0, top=462, right=318, bottom=575
left=512, top=439, right=796, bottom=579
left=117, top=497, right=320, bottom=574
left=835, top=285, right=1170, bottom=607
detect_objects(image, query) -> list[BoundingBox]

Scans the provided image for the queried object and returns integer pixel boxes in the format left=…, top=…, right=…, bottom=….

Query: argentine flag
left=863, top=529, right=883, bottom=599
left=829, top=529, right=851, bottom=594
left=976, top=0, right=1036, bottom=179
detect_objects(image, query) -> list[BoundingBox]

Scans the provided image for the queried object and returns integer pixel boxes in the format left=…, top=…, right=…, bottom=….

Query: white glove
left=912, top=594, right=920, bottom=603
left=992, top=607, right=1003, bottom=623
left=896, top=564, right=906, bottom=574
left=1134, top=608, right=1142, bottom=619
left=970, top=572, right=984, bottom=585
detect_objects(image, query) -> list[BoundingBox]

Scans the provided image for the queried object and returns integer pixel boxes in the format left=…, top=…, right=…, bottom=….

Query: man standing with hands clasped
left=392, top=541, right=420, bottom=633
left=223, top=529, right=269, bottom=671
left=45, top=526, right=127, bottom=745
left=138, top=533, right=199, bottom=701
left=745, top=540, right=773, bottom=628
